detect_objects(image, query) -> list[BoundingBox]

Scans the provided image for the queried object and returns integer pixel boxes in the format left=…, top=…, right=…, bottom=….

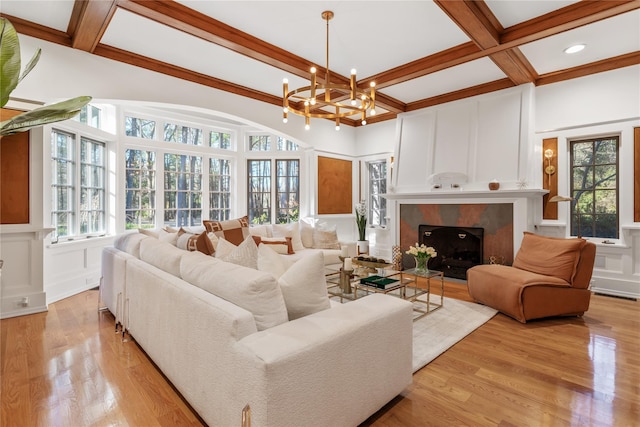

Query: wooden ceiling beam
left=68, top=0, right=118, bottom=52
left=435, top=0, right=537, bottom=85
left=406, top=78, right=515, bottom=112
left=536, top=51, right=640, bottom=86
left=0, top=13, right=72, bottom=46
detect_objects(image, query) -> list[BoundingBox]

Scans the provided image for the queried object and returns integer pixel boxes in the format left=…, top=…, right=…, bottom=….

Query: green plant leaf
left=0, top=17, right=21, bottom=108
left=19, top=47, right=41, bottom=83
left=0, top=96, right=92, bottom=136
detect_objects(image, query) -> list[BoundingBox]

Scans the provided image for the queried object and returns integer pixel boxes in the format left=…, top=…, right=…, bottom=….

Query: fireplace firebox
left=418, top=225, right=484, bottom=280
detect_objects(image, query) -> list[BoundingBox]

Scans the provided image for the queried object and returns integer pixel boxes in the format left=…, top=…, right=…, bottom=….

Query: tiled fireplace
left=385, top=189, right=547, bottom=280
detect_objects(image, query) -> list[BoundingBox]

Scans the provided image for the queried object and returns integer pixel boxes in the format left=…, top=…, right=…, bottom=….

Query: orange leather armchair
left=467, top=232, right=596, bottom=323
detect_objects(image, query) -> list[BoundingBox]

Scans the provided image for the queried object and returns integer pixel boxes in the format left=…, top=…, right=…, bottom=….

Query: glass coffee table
left=327, top=264, right=444, bottom=320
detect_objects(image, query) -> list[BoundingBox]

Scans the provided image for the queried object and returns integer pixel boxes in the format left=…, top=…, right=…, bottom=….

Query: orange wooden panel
left=0, top=108, right=30, bottom=224
left=317, top=156, right=352, bottom=215
left=542, top=137, right=558, bottom=220
left=634, top=127, right=640, bottom=222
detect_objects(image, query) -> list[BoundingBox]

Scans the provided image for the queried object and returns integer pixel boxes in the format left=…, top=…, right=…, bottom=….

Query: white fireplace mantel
left=382, top=189, right=548, bottom=201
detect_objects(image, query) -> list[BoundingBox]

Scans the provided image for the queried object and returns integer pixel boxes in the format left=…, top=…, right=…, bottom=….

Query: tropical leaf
left=19, top=47, right=41, bottom=83
left=0, top=96, right=92, bottom=136
left=0, top=17, right=21, bottom=108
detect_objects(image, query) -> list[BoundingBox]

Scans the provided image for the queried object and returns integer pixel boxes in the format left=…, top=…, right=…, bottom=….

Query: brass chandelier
left=282, top=10, right=376, bottom=131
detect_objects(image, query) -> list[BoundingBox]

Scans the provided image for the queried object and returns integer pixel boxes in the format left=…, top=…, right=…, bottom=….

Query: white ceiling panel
left=381, top=57, right=506, bottom=103
left=486, top=0, right=579, bottom=28
left=176, top=1, right=471, bottom=78
left=1, top=0, right=74, bottom=32
left=520, top=10, right=640, bottom=75
left=101, top=9, right=308, bottom=97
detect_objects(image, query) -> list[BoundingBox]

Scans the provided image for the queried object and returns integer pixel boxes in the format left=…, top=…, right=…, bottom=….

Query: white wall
left=534, top=65, right=640, bottom=299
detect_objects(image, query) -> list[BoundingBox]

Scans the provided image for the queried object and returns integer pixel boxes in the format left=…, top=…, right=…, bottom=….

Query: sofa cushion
left=299, top=218, right=317, bottom=248
left=180, top=251, right=288, bottom=330
left=139, top=237, right=186, bottom=277
left=114, top=232, right=148, bottom=258
left=272, top=222, right=304, bottom=252
left=215, top=236, right=258, bottom=269
left=203, top=215, right=250, bottom=246
left=176, top=229, right=215, bottom=255
left=513, top=232, right=586, bottom=283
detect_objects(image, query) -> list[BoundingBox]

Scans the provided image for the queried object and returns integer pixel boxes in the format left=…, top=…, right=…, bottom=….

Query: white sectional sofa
left=101, top=232, right=413, bottom=427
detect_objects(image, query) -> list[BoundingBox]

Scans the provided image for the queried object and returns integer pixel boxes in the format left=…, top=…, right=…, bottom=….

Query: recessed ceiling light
left=564, top=44, right=586, bottom=54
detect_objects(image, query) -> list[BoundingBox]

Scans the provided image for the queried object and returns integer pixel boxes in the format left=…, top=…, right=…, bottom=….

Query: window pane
left=125, top=149, right=156, bottom=229
left=368, top=160, right=387, bottom=226
left=164, top=123, right=203, bottom=145
left=80, top=138, right=105, bottom=234
left=247, top=160, right=271, bottom=223
left=209, top=158, right=231, bottom=220
left=125, top=116, right=156, bottom=139
left=277, top=137, right=298, bottom=151
left=164, top=154, right=202, bottom=227
left=51, top=130, right=75, bottom=238
left=210, top=131, right=232, bottom=149
left=570, top=137, right=619, bottom=238
left=249, top=135, right=271, bottom=151
left=275, top=159, right=299, bottom=223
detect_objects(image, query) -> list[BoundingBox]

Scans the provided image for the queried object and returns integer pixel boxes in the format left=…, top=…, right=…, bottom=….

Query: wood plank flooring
left=1, top=283, right=638, bottom=426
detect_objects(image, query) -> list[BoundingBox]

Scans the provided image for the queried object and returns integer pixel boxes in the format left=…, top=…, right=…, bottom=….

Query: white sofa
left=101, top=232, right=413, bottom=427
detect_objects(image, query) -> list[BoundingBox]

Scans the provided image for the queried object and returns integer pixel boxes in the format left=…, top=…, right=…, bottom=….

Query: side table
left=397, top=269, right=444, bottom=320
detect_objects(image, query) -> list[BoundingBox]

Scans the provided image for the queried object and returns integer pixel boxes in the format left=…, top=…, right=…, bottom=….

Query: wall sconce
left=544, top=148, right=555, bottom=187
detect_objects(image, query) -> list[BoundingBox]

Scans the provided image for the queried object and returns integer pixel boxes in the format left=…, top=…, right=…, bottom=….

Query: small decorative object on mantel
left=488, top=179, right=500, bottom=191
left=406, top=243, right=437, bottom=274
left=355, top=200, right=369, bottom=255
left=517, top=178, right=528, bottom=189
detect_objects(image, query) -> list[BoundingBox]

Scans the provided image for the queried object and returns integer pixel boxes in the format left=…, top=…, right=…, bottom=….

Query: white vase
left=357, top=240, right=369, bottom=255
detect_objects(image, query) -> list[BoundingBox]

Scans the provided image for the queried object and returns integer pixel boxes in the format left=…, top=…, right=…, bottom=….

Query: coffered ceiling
left=2, top=1, right=639, bottom=127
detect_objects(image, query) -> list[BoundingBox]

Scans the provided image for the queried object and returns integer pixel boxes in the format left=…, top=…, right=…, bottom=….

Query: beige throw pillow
left=277, top=251, right=330, bottom=320
left=215, top=236, right=258, bottom=269
left=272, top=222, right=304, bottom=252
left=312, top=224, right=340, bottom=249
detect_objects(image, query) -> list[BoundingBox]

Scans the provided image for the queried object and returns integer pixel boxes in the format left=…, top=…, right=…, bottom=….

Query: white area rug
left=411, top=297, right=497, bottom=372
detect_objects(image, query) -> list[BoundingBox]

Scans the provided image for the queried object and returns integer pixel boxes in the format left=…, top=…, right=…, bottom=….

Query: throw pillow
left=272, top=222, right=304, bottom=252
left=256, top=244, right=289, bottom=278
left=249, top=224, right=272, bottom=238
left=253, top=236, right=294, bottom=254
left=299, top=218, right=317, bottom=248
left=203, top=215, right=250, bottom=246
left=312, top=224, right=340, bottom=249
left=180, top=251, right=288, bottom=331
left=158, top=227, right=179, bottom=245
left=176, top=229, right=215, bottom=255
left=215, top=235, right=258, bottom=269
left=513, top=232, right=586, bottom=283
left=277, top=251, right=331, bottom=320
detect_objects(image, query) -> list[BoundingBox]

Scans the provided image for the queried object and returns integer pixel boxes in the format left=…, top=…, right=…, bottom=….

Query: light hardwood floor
left=1, top=283, right=638, bottom=426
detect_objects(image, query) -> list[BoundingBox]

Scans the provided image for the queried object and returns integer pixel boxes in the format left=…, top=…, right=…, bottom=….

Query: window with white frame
left=125, top=149, right=156, bottom=230
left=164, top=122, right=203, bottom=145
left=570, top=135, right=619, bottom=238
left=51, top=129, right=106, bottom=239
left=246, top=134, right=300, bottom=224
left=368, top=160, right=387, bottom=227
